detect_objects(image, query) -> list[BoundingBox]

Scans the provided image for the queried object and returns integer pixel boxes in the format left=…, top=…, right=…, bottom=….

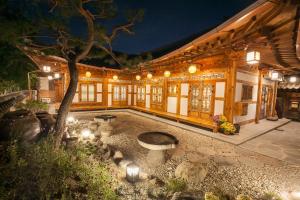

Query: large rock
left=0, top=109, right=41, bottom=143
left=175, top=161, right=208, bottom=184
left=35, top=111, right=55, bottom=137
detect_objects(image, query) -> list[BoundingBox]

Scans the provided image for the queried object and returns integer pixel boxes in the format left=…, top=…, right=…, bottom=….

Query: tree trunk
left=54, top=55, right=78, bottom=148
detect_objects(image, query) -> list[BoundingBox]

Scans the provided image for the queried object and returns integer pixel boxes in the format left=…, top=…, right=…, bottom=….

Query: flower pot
left=234, top=124, right=240, bottom=133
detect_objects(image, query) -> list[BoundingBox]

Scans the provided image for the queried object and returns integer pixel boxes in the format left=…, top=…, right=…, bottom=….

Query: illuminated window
left=168, top=84, right=177, bottom=96
left=113, top=86, right=120, bottom=101
left=113, top=85, right=127, bottom=101
left=80, top=84, right=95, bottom=102
left=191, top=86, right=200, bottom=110
left=152, top=86, right=163, bottom=103
left=202, top=85, right=212, bottom=112
left=137, top=86, right=145, bottom=101
left=290, top=101, right=299, bottom=110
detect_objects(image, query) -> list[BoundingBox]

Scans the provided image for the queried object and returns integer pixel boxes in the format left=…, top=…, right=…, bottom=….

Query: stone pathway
left=72, top=111, right=300, bottom=199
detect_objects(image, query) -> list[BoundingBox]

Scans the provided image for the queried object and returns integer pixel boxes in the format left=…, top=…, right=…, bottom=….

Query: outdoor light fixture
left=54, top=73, right=60, bottom=79
left=246, top=51, right=260, bottom=64
left=66, top=116, right=75, bottom=124
left=47, top=75, right=53, bottom=80
left=126, top=163, right=140, bottom=183
left=188, top=64, right=197, bottom=74
left=136, top=75, right=141, bottom=81
left=290, top=76, right=297, bottom=83
left=85, top=71, right=91, bottom=78
left=147, top=73, right=153, bottom=79
left=113, top=75, right=118, bottom=80
left=43, top=65, right=51, bottom=72
left=81, top=128, right=92, bottom=139
left=164, top=70, right=171, bottom=78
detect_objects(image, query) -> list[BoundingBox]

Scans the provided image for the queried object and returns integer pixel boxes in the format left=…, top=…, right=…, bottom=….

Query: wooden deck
left=131, top=106, right=217, bottom=132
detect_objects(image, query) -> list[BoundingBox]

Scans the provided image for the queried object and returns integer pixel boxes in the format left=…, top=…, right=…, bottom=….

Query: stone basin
left=94, top=114, right=117, bottom=141
left=94, top=114, right=116, bottom=123
left=137, top=132, right=179, bottom=166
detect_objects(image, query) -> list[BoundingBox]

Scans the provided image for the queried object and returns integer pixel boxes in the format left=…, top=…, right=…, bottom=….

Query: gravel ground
left=73, top=111, right=300, bottom=199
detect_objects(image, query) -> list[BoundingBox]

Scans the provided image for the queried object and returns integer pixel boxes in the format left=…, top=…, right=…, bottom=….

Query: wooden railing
left=0, top=90, right=30, bottom=115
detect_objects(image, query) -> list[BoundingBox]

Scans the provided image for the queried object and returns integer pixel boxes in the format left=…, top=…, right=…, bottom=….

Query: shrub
left=236, top=194, right=252, bottom=200
left=16, top=100, right=48, bottom=113
left=261, top=192, right=283, bottom=200
left=165, top=178, right=187, bottom=193
left=0, top=138, right=118, bottom=200
left=0, top=79, right=19, bottom=94
left=205, top=192, right=220, bottom=200
left=219, top=122, right=236, bottom=135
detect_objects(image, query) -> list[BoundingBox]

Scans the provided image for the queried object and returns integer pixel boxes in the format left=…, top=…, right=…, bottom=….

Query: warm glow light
left=136, top=75, right=141, bottom=80
left=147, top=73, right=153, bottom=79
left=67, top=116, right=75, bottom=124
left=47, top=75, right=53, bottom=80
left=113, top=75, right=118, bottom=80
left=85, top=71, right=91, bottom=78
left=188, top=64, right=197, bottom=74
left=290, top=76, right=297, bottom=83
left=54, top=73, right=60, bottom=79
left=81, top=128, right=91, bottom=139
left=246, top=51, right=260, bottom=64
left=164, top=70, right=171, bottom=77
left=43, top=66, right=51, bottom=72
left=126, top=163, right=140, bottom=183
left=271, top=71, right=279, bottom=80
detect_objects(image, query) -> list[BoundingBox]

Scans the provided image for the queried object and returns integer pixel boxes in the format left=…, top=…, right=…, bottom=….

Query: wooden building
left=25, top=0, right=300, bottom=132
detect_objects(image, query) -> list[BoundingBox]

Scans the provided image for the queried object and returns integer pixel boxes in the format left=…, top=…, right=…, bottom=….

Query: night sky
left=110, top=0, right=256, bottom=54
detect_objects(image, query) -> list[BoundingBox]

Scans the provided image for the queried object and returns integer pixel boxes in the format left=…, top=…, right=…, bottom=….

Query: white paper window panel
left=181, top=83, right=189, bottom=96
left=73, top=93, right=79, bottom=103
left=234, top=103, right=257, bottom=123
left=236, top=72, right=258, bottom=83
left=180, top=97, right=188, bottom=116
left=252, top=85, right=258, bottom=101
left=235, top=83, right=242, bottom=102
left=39, top=77, right=49, bottom=90
left=215, top=82, right=225, bottom=98
left=146, top=84, right=151, bottom=93
left=96, top=83, right=102, bottom=92
left=108, top=94, right=112, bottom=106
left=134, top=85, right=137, bottom=93
left=146, top=95, right=150, bottom=108
left=128, top=94, right=131, bottom=105
left=97, top=93, right=102, bottom=102
left=167, top=97, right=177, bottom=114
left=214, top=100, right=224, bottom=115
left=134, top=95, right=137, bottom=105
left=108, top=84, right=112, bottom=93
left=128, top=85, right=132, bottom=93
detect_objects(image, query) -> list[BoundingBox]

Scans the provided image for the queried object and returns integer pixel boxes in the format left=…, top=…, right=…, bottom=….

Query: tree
left=0, top=0, right=144, bottom=147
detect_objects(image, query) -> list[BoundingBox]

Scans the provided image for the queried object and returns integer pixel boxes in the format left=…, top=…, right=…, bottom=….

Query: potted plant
left=219, top=122, right=236, bottom=135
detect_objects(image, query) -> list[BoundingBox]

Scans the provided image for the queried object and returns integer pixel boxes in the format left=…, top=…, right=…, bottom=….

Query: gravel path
left=73, top=111, right=300, bottom=199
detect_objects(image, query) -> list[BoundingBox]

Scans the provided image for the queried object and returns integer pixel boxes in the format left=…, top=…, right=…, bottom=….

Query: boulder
left=0, top=109, right=41, bottom=143
left=175, top=161, right=208, bottom=184
left=35, top=111, right=55, bottom=137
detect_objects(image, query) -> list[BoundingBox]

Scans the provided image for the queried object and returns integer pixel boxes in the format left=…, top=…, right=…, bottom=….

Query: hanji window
left=137, top=86, right=145, bottom=101
left=113, top=86, right=120, bottom=101
left=242, top=84, right=253, bottom=101
left=120, top=86, right=127, bottom=101
left=152, top=86, right=163, bottom=103
left=202, top=84, right=213, bottom=112
left=190, top=86, right=200, bottom=110
left=80, top=84, right=95, bottom=102
left=289, top=101, right=299, bottom=110
left=168, top=84, right=177, bottom=96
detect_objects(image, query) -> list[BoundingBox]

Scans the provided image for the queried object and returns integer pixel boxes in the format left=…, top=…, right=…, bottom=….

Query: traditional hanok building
left=26, top=0, right=300, bottom=132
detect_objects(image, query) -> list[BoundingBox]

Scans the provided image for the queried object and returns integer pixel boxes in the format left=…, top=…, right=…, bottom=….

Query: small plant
left=205, top=192, right=220, bottom=200
left=212, top=115, right=227, bottom=125
left=236, top=194, right=252, bottom=200
left=219, top=121, right=236, bottom=135
left=16, top=100, right=48, bottom=113
left=165, top=178, right=187, bottom=193
left=261, top=192, right=283, bottom=200
left=0, top=79, right=19, bottom=94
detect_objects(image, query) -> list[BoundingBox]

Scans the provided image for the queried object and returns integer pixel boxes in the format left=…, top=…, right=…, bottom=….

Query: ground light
left=81, top=128, right=92, bottom=139
left=66, top=116, right=75, bottom=124
left=126, top=163, right=140, bottom=183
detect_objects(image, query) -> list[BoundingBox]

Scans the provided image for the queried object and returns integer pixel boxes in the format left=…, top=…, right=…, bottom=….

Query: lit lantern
left=164, top=70, right=171, bottom=78
left=126, top=163, right=140, bottom=183
left=136, top=75, right=141, bottom=81
left=47, top=75, right=53, bottom=80
left=188, top=64, right=197, bottom=74
left=43, top=65, right=51, bottom=72
left=290, top=76, right=297, bottom=83
left=113, top=75, right=118, bottom=80
left=81, top=128, right=92, bottom=139
left=147, top=73, right=153, bottom=79
left=246, top=51, right=260, bottom=64
left=271, top=71, right=279, bottom=80
left=85, top=71, right=91, bottom=78
left=54, top=73, right=60, bottom=79
left=66, top=116, right=75, bottom=124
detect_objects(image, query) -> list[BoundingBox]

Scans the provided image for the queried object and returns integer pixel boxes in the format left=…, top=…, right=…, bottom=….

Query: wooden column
left=255, top=70, right=263, bottom=123
left=102, top=77, right=108, bottom=107
left=224, top=56, right=237, bottom=123
left=271, top=81, right=278, bottom=117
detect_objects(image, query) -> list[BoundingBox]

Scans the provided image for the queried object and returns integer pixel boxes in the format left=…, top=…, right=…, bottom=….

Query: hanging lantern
left=188, top=64, right=197, bottom=74
left=136, top=75, right=141, bottom=80
left=113, top=75, right=118, bottom=80
left=47, top=75, right=53, bottom=80
left=290, top=76, right=297, bottom=83
left=147, top=73, right=153, bottom=79
left=126, top=163, right=140, bottom=183
left=43, top=65, right=51, bottom=72
left=54, top=73, right=60, bottom=79
left=164, top=70, right=171, bottom=78
left=85, top=71, right=91, bottom=78
left=246, top=51, right=260, bottom=64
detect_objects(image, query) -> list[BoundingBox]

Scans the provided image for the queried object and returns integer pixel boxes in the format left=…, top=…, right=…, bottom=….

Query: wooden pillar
left=103, top=77, right=108, bottom=106
left=255, top=70, right=263, bottom=123
left=271, top=81, right=278, bottom=117
left=163, top=78, right=168, bottom=112
left=224, top=56, right=237, bottom=123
